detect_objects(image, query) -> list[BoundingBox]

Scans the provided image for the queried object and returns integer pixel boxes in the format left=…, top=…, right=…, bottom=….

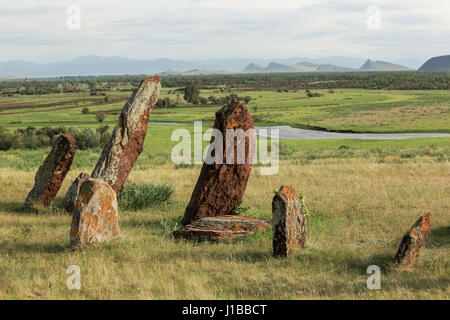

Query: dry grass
left=0, top=157, right=449, bottom=299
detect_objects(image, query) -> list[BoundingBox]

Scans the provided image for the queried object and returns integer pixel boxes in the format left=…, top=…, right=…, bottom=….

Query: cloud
left=0, top=0, right=448, bottom=62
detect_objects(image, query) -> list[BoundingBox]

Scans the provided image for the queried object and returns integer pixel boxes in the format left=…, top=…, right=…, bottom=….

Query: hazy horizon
left=1, top=0, right=449, bottom=65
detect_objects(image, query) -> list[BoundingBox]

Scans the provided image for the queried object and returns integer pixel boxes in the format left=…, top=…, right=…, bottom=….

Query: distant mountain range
left=0, top=55, right=447, bottom=78
left=243, top=61, right=355, bottom=73
left=418, top=55, right=450, bottom=71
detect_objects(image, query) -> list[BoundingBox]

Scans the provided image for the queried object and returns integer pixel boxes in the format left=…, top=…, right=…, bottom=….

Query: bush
left=118, top=183, right=174, bottom=211
left=0, top=126, right=14, bottom=150
left=0, top=125, right=111, bottom=151
left=95, top=114, right=105, bottom=123
left=231, top=203, right=250, bottom=216
left=82, top=107, right=89, bottom=114
left=69, top=126, right=110, bottom=150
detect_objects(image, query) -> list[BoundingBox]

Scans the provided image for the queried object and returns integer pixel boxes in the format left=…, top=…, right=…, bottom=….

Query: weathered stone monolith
left=91, top=75, right=161, bottom=193
left=181, top=99, right=255, bottom=226
left=173, top=215, right=271, bottom=241
left=24, top=133, right=76, bottom=211
left=70, top=177, right=119, bottom=245
left=63, top=172, right=90, bottom=213
left=395, top=213, right=431, bottom=266
left=272, top=186, right=307, bottom=257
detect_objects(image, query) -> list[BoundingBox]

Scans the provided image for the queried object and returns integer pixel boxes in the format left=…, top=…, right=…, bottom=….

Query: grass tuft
left=118, top=182, right=174, bottom=211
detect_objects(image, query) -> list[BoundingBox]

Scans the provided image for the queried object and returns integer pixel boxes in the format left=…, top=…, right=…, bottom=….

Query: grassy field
left=0, top=87, right=449, bottom=299
left=1, top=88, right=450, bottom=133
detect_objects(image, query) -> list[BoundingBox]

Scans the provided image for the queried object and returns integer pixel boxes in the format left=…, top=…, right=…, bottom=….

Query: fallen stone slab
left=63, top=172, right=91, bottom=213
left=395, top=212, right=431, bottom=266
left=91, top=75, right=161, bottom=193
left=173, top=215, right=270, bottom=241
left=24, top=133, right=76, bottom=211
left=272, top=186, right=307, bottom=257
left=182, top=99, right=255, bottom=226
left=70, top=177, right=119, bottom=245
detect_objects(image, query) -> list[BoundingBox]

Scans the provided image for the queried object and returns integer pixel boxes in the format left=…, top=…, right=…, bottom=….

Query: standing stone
left=70, top=177, right=119, bottom=245
left=272, top=186, right=307, bottom=257
left=395, top=213, right=431, bottom=266
left=182, top=99, right=255, bottom=226
left=24, top=133, right=76, bottom=211
left=91, top=75, right=161, bottom=193
left=63, top=172, right=91, bottom=213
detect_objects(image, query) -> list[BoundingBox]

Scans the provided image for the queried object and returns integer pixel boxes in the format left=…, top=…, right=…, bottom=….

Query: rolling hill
left=359, top=59, right=411, bottom=71
left=418, top=55, right=450, bottom=71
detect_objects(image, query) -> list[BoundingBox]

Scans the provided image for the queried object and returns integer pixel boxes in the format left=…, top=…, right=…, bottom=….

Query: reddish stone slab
left=91, top=75, right=161, bottom=193
left=182, top=99, right=255, bottom=226
left=173, top=215, right=270, bottom=241
left=395, top=212, right=431, bottom=266
left=24, top=133, right=76, bottom=211
left=272, top=186, right=307, bottom=257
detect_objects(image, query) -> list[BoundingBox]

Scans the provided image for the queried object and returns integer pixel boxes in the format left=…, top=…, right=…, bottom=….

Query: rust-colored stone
left=24, top=133, right=76, bottom=211
left=272, top=186, right=307, bottom=257
left=173, top=215, right=270, bottom=241
left=182, top=99, right=255, bottom=226
left=395, top=213, right=431, bottom=266
left=70, top=177, right=119, bottom=245
left=91, top=75, right=161, bottom=193
left=63, top=172, right=90, bottom=213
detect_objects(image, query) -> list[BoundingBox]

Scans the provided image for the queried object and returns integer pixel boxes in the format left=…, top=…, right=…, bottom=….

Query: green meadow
left=0, top=84, right=449, bottom=299
left=1, top=88, right=450, bottom=133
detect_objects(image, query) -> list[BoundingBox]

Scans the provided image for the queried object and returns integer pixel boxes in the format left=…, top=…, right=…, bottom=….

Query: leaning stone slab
left=182, top=99, right=255, bottom=226
left=272, top=186, right=307, bottom=257
left=24, top=133, right=76, bottom=211
left=70, top=177, right=119, bottom=245
left=63, top=172, right=91, bottom=213
left=91, top=75, right=161, bottom=193
left=395, top=212, right=431, bottom=266
left=173, top=215, right=270, bottom=241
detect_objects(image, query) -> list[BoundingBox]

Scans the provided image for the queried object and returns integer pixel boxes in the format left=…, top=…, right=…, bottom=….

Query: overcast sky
left=0, top=0, right=449, bottom=63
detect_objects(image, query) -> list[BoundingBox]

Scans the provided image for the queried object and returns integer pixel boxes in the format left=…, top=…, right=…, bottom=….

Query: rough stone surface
left=395, top=213, right=431, bottom=266
left=182, top=99, right=255, bottom=226
left=272, top=186, right=307, bottom=257
left=91, top=76, right=161, bottom=193
left=173, top=215, right=270, bottom=241
left=24, top=133, right=76, bottom=211
left=70, top=178, right=119, bottom=245
left=63, top=172, right=91, bottom=213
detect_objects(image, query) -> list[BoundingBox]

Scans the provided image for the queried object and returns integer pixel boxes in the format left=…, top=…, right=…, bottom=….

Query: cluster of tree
left=0, top=77, right=139, bottom=96
left=160, top=72, right=450, bottom=90
left=0, top=125, right=111, bottom=151
left=1, top=71, right=449, bottom=96
left=207, top=93, right=252, bottom=105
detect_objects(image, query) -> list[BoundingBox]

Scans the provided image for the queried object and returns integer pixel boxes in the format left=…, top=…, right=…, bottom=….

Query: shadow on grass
left=0, top=242, right=71, bottom=254
left=428, top=226, right=450, bottom=248
left=0, top=199, right=67, bottom=216
left=0, top=201, right=24, bottom=213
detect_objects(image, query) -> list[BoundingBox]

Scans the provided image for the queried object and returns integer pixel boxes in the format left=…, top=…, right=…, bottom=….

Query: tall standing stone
left=24, top=133, right=76, bottom=211
left=70, top=177, right=119, bottom=245
left=91, top=75, right=161, bottom=193
left=395, top=213, right=431, bottom=266
left=182, top=99, right=255, bottom=226
left=272, top=186, right=307, bottom=257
